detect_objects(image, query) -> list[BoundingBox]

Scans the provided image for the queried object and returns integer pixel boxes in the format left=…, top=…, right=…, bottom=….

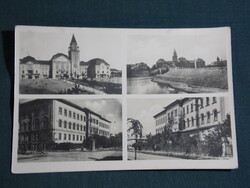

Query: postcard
left=12, top=26, right=237, bottom=173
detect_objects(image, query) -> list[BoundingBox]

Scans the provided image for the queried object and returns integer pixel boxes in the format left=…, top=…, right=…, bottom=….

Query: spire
left=172, top=49, right=177, bottom=62
left=70, top=34, right=77, bottom=45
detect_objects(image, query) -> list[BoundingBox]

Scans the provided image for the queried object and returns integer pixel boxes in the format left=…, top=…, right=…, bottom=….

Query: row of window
left=58, top=107, right=86, bottom=122
left=183, top=97, right=217, bottom=115
left=156, top=109, right=177, bottom=126
left=99, top=122, right=109, bottom=129
left=58, top=119, right=85, bottom=132
left=20, top=117, right=49, bottom=132
left=58, top=133, right=85, bottom=142
left=183, top=109, right=218, bottom=129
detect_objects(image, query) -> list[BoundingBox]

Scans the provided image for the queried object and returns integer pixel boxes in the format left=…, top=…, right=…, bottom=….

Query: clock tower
left=68, top=34, right=80, bottom=78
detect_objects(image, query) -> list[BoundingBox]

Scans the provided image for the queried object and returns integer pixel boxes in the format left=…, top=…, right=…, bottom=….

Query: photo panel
left=126, top=29, right=231, bottom=94
left=14, top=98, right=122, bottom=165
left=17, top=27, right=123, bottom=95
left=127, top=96, right=235, bottom=161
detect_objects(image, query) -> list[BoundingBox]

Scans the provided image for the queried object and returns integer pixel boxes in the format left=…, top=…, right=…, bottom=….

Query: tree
left=127, top=118, right=143, bottom=160
left=204, top=114, right=232, bottom=157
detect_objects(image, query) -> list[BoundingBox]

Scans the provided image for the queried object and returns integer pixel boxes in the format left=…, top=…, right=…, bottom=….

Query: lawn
left=158, top=68, right=228, bottom=89
left=20, top=79, right=79, bottom=94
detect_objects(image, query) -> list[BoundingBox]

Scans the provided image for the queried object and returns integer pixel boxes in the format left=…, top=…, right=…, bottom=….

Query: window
left=58, top=119, right=62, bottom=127
left=80, top=125, right=82, bottom=131
left=174, top=109, right=177, bottom=117
left=186, top=105, right=189, bottom=114
left=69, top=111, right=72, bottom=118
left=77, top=124, right=79, bottom=130
left=73, top=135, right=75, bottom=141
left=84, top=116, right=86, bottom=122
left=68, top=134, right=71, bottom=140
left=214, top=109, right=218, bottom=121
left=207, top=112, right=211, bottom=123
left=187, top=118, right=190, bottom=127
left=192, top=117, right=194, bottom=127
left=64, top=133, right=66, bottom=140
left=69, top=122, right=72, bottom=129
left=64, top=121, right=67, bottom=128
left=96, top=120, right=99, bottom=124
left=84, top=126, right=86, bottom=131
left=201, top=113, right=204, bottom=124
left=206, top=97, right=210, bottom=106
left=73, top=123, right=76, bottom=130
left=191, top=104, right=193, bottom=112
left=80, top=136, right=82, bottom=141
left=77, top=135, right=79, bottom=141
left=183, top=108, right=185, bottom=115
left=77, top=114, right=79, bottom=120
left=58, top=133, right=62, bottom=140
left=213, top=97, right=217, bottom=104
left=64, top=109, right=67, bottom=116
left=171, top=111, right=173, bottom=118
left=183, top=120, right=186, bottom=129
left=73, top=112, right=76, bottom=119
left=59, top=107, right=62, bottom=115
left=200, top=99, right=204, bottom=108
left=81, top=115, right=83, bottom=121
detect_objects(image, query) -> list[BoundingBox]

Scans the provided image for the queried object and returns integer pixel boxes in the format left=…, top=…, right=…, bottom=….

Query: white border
left=12, top=26, right=238, bottom=174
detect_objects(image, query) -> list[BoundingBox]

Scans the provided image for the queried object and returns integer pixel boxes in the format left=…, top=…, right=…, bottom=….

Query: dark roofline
left=153, top=109, right=166, bottom=119
left=20, top=99, right=111, bottom=123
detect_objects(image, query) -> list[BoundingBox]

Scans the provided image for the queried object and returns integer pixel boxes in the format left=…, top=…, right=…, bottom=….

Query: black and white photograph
left=127, top=28, right=230, bottom=94
left=127, top=97, right=234, bottom=160
left=17, top=28, right=122, bottom=95
left=17, top=98, right=122, bottom=163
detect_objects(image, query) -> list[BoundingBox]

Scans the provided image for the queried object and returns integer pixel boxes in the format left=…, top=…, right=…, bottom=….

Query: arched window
left=213, top=109, right=218, bottom=121
left=58, top=119, right=62, bottom=127
left=68, top=122, right=72, bottom=129
left=201, top=113, right=204, bottom=124
left=207, top=112, right=211, bottom=123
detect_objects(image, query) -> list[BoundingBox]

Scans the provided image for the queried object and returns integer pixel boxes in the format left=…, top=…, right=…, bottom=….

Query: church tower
left=172, top=49, right=178, bottom=62
left=68, top=34, right=80, bottom=78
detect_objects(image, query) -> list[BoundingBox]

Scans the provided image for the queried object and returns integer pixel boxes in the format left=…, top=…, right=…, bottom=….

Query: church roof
left=70, top=34, right=77, bottom=45
left=51, top=53, right=69, bottom=60
left=20, top=56, right=38, bottom=64
left=87, top=58, right=110, bottom=66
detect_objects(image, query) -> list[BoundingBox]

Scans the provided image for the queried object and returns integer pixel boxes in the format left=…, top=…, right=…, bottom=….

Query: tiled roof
left=37, top=60, right=51, bottom=65
left=20, top=56, right=38, bottom=64
left=51, top=53, right=69, bottom=61
left=80, top=61, right=90, bottom=66
left=87, top=58, right=109, bottom=67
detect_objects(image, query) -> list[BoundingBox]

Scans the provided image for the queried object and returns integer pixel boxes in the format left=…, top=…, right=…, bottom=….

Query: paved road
left=128, top=151, right=182, bottom=160
left=18, top=150, right=122, bottom=163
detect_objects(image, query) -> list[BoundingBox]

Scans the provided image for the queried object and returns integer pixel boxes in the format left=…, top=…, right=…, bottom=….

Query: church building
left=19, top=35, right=111, bottom=81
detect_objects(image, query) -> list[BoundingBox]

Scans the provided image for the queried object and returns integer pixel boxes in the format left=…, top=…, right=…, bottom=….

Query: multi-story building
left=19, top=35, right=111, bottom=80
left=154, top=97, right=227, bottom=135
left=18, top=99, right=111, bottom=152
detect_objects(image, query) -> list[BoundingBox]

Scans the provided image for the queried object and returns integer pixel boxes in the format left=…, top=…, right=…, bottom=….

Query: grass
left=20, top=79, right=75, bottom=94
left=158, top=68, right=228, bottom=89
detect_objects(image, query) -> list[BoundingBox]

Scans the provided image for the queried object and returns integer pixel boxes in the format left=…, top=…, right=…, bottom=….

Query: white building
left=19, top=35, right=111, bottom=81
left=154, top=97, right=227, bottom=135
left=18, top=99, right=111, bottom=152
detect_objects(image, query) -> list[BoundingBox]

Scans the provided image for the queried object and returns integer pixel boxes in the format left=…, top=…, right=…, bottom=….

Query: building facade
left=154, top=97, right=227, bottom=135
left=18, top=99, right=111, bottom=152
left=19, top=35, right=111, bottom=80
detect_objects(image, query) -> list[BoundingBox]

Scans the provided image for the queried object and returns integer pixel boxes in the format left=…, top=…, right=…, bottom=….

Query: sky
left=127, top=30, right=228, bottom=68
left=127, top=98, right=176, bottom=136
left=19, top=29, right=123, bottom=70
left=20, top=98, right=122, bottom=135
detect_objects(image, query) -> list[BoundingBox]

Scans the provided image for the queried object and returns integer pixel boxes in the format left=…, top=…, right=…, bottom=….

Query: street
left=18, top=150, right=122, bottom=163
left=128, top=151, right=182, bottom=160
